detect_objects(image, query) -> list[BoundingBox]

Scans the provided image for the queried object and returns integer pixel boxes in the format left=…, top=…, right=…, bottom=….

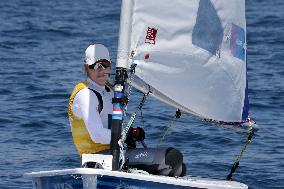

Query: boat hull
left=26, top=168, right=248, bottom=189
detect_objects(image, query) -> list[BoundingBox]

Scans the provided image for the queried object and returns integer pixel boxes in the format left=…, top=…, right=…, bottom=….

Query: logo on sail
left=230, top=23, right=245, bottom=61
left=145, top=27, right=158, bottom=44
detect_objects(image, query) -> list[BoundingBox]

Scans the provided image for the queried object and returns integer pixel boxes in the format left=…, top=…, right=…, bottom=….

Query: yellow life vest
left=68, top=81, right=110, bottom=155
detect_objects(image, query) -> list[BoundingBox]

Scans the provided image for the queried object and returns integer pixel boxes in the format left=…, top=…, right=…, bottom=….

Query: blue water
left=0, top=0, right=283, bottom=188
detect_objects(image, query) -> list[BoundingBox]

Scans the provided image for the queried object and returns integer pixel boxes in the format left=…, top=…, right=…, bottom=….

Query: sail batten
left=118, top=0, right=249, bottom=123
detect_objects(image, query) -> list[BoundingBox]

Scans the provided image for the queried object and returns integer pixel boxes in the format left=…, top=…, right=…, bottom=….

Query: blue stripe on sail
left=242, top=53, right=249, bottom=121
left=230, top=24, right=245, bottom=61
left=242, top=72, right=250, bottom=121
left=192, top=0, right=223, bottom=55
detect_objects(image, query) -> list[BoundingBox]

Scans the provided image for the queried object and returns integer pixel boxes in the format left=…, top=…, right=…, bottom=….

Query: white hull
left=25, top=168, right=248, bottom=189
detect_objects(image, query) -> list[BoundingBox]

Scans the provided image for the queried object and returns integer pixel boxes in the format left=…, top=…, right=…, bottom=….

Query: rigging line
left=121, top=92, right=150, bottom=142
left=226, top=126, right=255, bottom=180
left=123, top=62, right=137, bottom=113
left=119, top=92, right=149, bottom=169
left=121, top=63, right=137, bottom=142
left=121, top=62, right=149, bottom=142
left=118, top=59, right=137, bottom=170
left=136, top=90, right=150, bottom=132
left=136, top=89, right=150, bottom=149
left=157, top=109, right=181, bottom=147
left=203, top=117, right=250, bottom=126
left=140, top=108, right=145, bottom=129
left=118, top=57, right=136, bottom=168
left=138, top=89, right=151, bottom=110
left=202, top=116, right=257, bottom=132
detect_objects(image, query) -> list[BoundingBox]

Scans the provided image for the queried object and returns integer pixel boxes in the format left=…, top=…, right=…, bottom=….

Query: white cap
left=84, top=44, right=110, bottom=65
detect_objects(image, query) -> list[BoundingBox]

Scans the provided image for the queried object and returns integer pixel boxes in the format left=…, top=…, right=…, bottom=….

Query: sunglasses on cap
left=88, top=59, right=111, bottom=70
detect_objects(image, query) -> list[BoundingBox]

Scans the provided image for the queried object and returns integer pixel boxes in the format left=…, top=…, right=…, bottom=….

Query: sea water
left=0, top=0, right=283, bottom=188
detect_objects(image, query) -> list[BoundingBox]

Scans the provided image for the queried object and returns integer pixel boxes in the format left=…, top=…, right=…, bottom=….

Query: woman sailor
left=68, top=44, right=113, bottom=155
left=67, top=44, right=184, bottom=176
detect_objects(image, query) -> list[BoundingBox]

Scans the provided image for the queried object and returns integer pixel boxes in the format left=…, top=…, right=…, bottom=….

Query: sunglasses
left=88, top=62, right=111, bottom=70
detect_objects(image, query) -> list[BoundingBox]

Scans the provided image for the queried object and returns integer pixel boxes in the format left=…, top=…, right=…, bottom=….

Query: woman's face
left=85, top=63, right=111, bottom=86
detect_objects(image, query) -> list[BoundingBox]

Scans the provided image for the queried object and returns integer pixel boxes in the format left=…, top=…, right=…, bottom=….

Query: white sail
left=117, top=0, right=249, bottom=123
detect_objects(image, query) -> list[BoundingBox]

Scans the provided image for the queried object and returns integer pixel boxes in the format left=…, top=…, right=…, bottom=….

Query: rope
left=157, top=109, right=181, bottom=147
left=226, top=126, right=254, bottom=180
left=119, top=92, right=150, bottom=170
left=203, top=117, right=256, bottom=127
left=123, top=61, right=137, bottom=114
left=118, top=59, right=151, bottom=170
left=120, top=60, right=138, bottom=137
left=118, top=139, right=126, bottom=170
left=121, top=92, right=150, bottom=142
left=118, top=59, right=136, bottom=170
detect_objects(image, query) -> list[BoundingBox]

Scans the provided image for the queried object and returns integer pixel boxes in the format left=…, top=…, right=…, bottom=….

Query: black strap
left=105, top=86, right=110, bottom=92
left=88, top=88, right=103, bottom=113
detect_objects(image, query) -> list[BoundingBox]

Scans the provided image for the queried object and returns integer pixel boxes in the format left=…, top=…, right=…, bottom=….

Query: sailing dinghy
left=25, top=0, right=256, bottom=188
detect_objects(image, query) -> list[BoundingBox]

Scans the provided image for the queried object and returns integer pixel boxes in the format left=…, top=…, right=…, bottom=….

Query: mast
left=111, top=0, right=133, bottom=171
